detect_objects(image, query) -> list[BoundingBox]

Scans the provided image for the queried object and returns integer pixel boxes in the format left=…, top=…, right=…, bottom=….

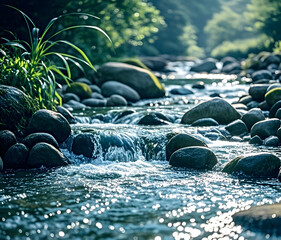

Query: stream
left=0, top=61, right=281, bottom=240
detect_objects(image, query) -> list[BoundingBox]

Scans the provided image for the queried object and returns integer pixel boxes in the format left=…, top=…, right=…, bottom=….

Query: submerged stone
left=72, top=133, right=98, bottom=158
left=169, top=146, right=217, bottom=170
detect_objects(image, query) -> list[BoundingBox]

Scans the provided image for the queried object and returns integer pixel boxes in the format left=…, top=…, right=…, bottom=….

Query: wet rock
left=65, top=100, right=86, bottom=110
left=0, top=157, right=3, bottom=171
left=246, top=100, right=259, bottom=109
left=138, top=113, right=170, bottom=126
left=263, top=54, right=281, bottom=67
left=116, top=110, right=136, bottom=121
left=233, top=203, right=281, bottom=236
left=223, top=153, right=280, bottom=177
left=239, top=95, right=252, bottom=105
left=27, top=109, right=71, bottom=143
left=241, top=108, right=265, bottom=130
left=249, top=135, right=263, bottom=145
left=3, top=143, right=28, bottom=169
left=250, top=118, right=280, bottom=139
left=276, top=127, right=281, bottom=140
left=107, top=95, right=128, bottom=107
left=62, top=93, right=80, bottom=103
left=166, top=133, right=208, bottom=161
left=21, top=132, right=59, bottom=150
left=225, top=120, right=248, bottom=136
left=191, top=118, right=219, bottom=127
left=209, top=93, right=221, bottom=98
left=101, top=81, right=140, bottom=102
left=89, top=85, right=101, bottom=94
left=265, top=87, right=281, bottom=107
left=233, top=103, right=247, bottom=111
left=0, top=85, right=38, bottom=133
left=122, top=58, right=149, bottom=70
left=204, top=132, right=226, bottom=141
left=252, top=70, right=272, bottom=82
left=82, top=98, right=106, bottom=107
left=170, top=87, right=193, bottom=95
left=222, top=62, right=241, bottom=74
left=275, top=108, right=281, bottom=119
left=181, top=98, right=241, bottom=125
left=264, top=136, right=280, bottom=146
left=27, top=143, right=69, bottom=168
left=258, top=100, right=270, bottom=111
left=266, top=83, right=281, bottom=92
left=140, top=56, right=167, bottom=71
left=248, top=84, right=270, bottom=102
left=190, top=59, right=217, bottom=73
left=230, top=136, right=243, bottom=142
left=99, top=62, right=165, bottom=99
left=0, top=130, right=17, bottom=158
left=72, top=133, right=98, bottom=158
left=75, top=77, right=92, bottom=85
left=56, top=106, right=75, bottom=124
left=269, top=100, right=281, bottom=118
left=91, top=92, right=104, bottom=100
left=65, top=82, right=92, bottom=100
left=192, top=81, right=205, bottom=89
left=169, top=146, right=217, bottom=170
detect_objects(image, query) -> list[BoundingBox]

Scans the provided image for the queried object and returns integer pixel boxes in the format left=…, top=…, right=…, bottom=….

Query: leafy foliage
left=0, top=6, right=110, bottom=109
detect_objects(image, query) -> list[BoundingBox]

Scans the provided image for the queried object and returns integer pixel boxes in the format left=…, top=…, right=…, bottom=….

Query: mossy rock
left=0, top=85, right=38, bottom=134
left=121, top=58, right=149, bottom=70
left=265, top=87, right=281, bottom=107
left=65, top=82, right=92, bottom=100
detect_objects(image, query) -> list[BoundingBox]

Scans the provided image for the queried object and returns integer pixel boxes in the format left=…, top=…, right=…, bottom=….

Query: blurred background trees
left=1, top=0, right=281, bottom=61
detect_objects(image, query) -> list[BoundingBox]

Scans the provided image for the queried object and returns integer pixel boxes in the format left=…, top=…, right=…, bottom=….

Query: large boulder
left=27, top=143, right=69, bottom=168
left=0, top=130, right=17, bottom=158
left=166, top=133, right=207, bottom=161
left=101, top=81, right=140, bottom=102
left=250, top=118, right=280, bottom=139
left=181, top=98, right=241, bottom=125
left=27, top=110, right=71, bottom=143
left=169, top=146, right=218, bottom=170
left=65, top=82, right=92, bottom=100
left=190, top=59, right=217, bottom=73
left=21, top=132, right=59, bottom=150
left=99, top=62, right=165, bottom=99
left=233, top=203, right=281, bottom=236
left=223, top=153, right=280, bottom=177
left=0, top=85, right=38, bottom=133
left=3, top=143, right=29, bottom=169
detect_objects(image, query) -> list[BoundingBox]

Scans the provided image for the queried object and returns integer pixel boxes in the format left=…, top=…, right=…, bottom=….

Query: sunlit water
left=1, top=66, right=281, bottom=240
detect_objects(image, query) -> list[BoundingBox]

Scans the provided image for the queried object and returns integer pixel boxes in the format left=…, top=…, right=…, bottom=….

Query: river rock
left=3, top=143, right=29, bottom=169
left=252, top=70, right=272, bottom=82
left=0, top=85, right=37, bottom=133
left=265, top=87, right=281, bottom=107
left=99, top=62, right=165, bottom=99
left=27, top=109, right=71, bottom=143
left=262, top=53, right=281, bottom=67
left=89, top=85, right=101, bottom=94
left=264, top=136, right=280, bottom=146
left=241, top=108, right=265, bottom=130
left=21, top=132, right=59, bottom=150
left=249, top=135, right=263, bottom=145
left=62, top=93, right=80, bottom=103
left=239, top=95, right=252, bottom=105
left=65, top=82, right=92, bottom=100
left=91, top=92, right=104, bottom=100
left=221, top=56, right=237, bottom=67
left=275, top=108, right=281, bottom=119
left=101, top=81, right=140, bottom=102
left=250, top=118, right=280, bottom=139
left=233, top=203, right=281, bottom=236
left=190, top=59, right=217, bottom=73
left=82, top=98, right=106, bottom=107
left=223, top=153, right=280, bottom=177
left=258, top=100, right=270, bottom=111
left=225, top=120, right=248, bottom=136
left=75, top=77, right=92, bottom=85
left=27, top=143, right=69, bottom=168
left=138, top=112, right=170, bottom=126
left=56, top=106, right=75, bottom=124
left=72, top=133, right=98, bottom=158
left=166, top=133, right=208, bottom=161
left=0, top=130, right=17, bottom=158
left=65, top=100, right=86, bottom=110
left=181, top=98, right=241, bottom=125
left=107, top=95, right=127, bottom=107
left=191, top=118, right=219, bottom=127
left=248, top=84, right=270, bottom=102
left=221, top=62, right=241, bottom=74
left=169, top=146, right=217, bottom=170
left=170, top=88, right=193, bottom=95
left=269, top=100, right=281, bottom=118
left=266, top=83, right=281, bottom=92
left=140, top=56, right=167, bottom=71
left=192, top=81, right=205, bottom=89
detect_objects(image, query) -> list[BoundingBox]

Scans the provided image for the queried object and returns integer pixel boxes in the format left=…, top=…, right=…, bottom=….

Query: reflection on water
left=0, top=74, right=280, bottom=240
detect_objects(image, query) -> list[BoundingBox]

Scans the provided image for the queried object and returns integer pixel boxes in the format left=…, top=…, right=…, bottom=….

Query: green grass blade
left=52, top=52, right=71, bottom=79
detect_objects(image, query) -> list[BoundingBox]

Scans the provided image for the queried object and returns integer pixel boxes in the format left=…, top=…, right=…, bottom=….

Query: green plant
left=0, top=5, right=111, bottom=109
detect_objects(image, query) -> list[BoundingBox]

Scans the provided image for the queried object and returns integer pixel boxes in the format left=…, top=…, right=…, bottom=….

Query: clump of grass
left=0, top=5, right=111, bottom=109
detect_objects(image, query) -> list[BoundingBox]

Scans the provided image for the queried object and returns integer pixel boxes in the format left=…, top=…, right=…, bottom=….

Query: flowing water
left=1, top=61, right=281, bottom=240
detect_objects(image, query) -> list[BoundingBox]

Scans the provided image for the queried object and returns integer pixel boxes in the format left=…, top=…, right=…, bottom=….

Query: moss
left=65, top=82, right=92, bottom=100
left=147, top=70, right=165, bottom=93
left=122, top=58, right=150, bottom=70
left=222, top=156, right=242, bottom=173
